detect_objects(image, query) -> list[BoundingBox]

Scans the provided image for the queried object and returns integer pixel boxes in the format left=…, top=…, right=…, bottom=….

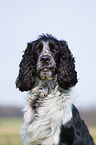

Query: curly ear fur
left=57, top=41, right=78, bottom=90
left=16, top=42, right=36, bottom=91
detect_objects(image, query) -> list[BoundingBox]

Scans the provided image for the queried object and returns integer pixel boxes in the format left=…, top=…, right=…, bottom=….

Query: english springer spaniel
left=16, top=34, right=95, bottom=145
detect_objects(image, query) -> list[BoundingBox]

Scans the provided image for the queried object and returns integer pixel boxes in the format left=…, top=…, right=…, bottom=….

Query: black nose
left=40, top=55, right=51, bottom=64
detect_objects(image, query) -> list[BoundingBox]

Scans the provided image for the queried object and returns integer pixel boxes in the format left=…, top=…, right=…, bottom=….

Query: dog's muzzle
left=37, top=55, right=56, bottom=80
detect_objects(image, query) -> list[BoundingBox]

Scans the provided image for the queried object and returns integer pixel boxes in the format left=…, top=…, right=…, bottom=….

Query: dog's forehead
left=42, top=41, right=49, bottom=51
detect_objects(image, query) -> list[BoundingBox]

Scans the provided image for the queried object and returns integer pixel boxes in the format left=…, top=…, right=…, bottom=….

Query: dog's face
left=33, top=40, right=61, bottom=80
left=16, top=34, right=77, bottom=91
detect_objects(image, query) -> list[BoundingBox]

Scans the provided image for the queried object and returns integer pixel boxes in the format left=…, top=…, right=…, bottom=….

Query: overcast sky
left=0, top=0, right=96, bottom=109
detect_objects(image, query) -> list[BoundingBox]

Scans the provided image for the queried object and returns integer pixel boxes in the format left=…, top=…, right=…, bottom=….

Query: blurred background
left=0, top=0, right=96, bottom=144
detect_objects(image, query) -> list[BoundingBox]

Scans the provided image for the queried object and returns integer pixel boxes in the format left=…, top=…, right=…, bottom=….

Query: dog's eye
left=49, top=42, right=57, bottom=52
left=36, top=43, right=43, bottom=52
left=36, top=49, right=40, bottom=52
left=53, top=49, right=57, bottom=52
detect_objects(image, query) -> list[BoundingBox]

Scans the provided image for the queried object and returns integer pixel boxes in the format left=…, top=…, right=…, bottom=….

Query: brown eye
left=36, top=43, right=43, bottom=52
left=49, top=41, right=57, bottom=52
left=53, top=49, right=57, bottom=52
left=36, top=49, right=40, bottom=52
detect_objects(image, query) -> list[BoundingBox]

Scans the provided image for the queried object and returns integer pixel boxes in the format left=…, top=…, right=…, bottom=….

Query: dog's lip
left=40, top=66, right=55, bottom=72
left=41, top=67, right=50, bottom=72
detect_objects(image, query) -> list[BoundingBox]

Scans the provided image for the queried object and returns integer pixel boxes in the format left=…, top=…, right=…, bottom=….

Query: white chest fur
left=21, top=86, right=74, bottom=145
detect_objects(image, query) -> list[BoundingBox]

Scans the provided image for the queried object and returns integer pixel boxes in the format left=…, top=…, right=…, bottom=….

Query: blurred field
left=89, top=127, right=96, bottom=144
left=0, top=118, right=96, bottom=145
left=0, top=118, right=22, bottom=145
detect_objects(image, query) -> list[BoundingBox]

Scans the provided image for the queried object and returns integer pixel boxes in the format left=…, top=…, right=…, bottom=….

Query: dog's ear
left=57, top=40, right=78, bottom=90
left=16, top=42, right=36, bottom=91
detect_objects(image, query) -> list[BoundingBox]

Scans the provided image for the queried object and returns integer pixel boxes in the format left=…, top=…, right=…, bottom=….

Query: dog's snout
left=40, top=55, right=51, bottom=64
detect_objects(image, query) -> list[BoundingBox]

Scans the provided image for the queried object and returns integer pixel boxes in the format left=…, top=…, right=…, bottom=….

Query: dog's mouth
left=41, top=66, right=55, bottom=72
left=39, top=66, right=56, bottom=80
left=41, top=67, right=50, bottom=72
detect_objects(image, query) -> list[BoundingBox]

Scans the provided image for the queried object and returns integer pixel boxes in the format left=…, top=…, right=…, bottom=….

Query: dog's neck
left=28, top=75, right=58, bottom=109
left=34, top=75, right=57, bottom=94
left=28, top=75, right=73, bottom=112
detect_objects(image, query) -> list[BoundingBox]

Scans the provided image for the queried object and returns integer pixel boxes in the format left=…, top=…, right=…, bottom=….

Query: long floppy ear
left=57, top=41, right=77, bottom=90
left=16, top=42, right=36, bottom=91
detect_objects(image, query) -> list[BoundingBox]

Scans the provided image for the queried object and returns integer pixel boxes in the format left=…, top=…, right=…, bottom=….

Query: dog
left=16, top=34, right=95, bottom=145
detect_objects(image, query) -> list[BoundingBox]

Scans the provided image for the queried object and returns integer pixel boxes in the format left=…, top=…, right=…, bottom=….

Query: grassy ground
left=0, top=118, right=96, bottom=145
left=0, top=118, right=22, bottom=145
left=89, top=127, right=96, bottom=144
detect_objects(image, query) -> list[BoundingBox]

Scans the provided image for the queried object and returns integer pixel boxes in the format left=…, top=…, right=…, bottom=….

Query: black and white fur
left=16, top=34, right=95, bottom=145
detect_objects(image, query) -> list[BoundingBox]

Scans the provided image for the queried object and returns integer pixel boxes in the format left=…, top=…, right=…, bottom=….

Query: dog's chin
left=39, top=68, right=54, bottom=80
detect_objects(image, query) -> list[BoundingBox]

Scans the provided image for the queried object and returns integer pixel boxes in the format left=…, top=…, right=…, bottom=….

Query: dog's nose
left=40, top=55, right=51, bottom=64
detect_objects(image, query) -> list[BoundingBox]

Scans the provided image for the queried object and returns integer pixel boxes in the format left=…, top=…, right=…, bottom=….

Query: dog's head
left=16, top=34, right=77, bottom=91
